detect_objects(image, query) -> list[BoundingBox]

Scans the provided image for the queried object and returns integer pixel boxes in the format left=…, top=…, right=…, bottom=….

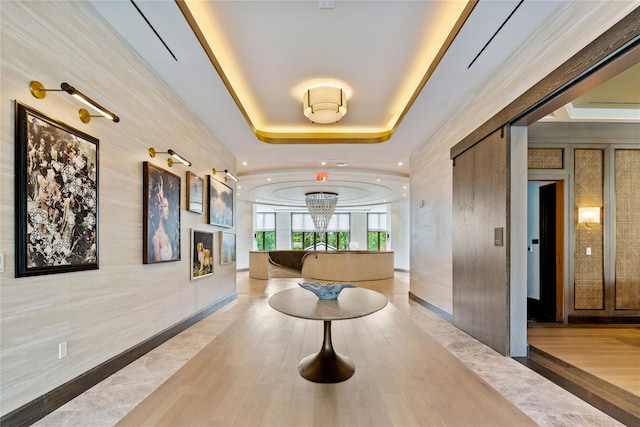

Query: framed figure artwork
left=186, top=171, right=204, bottom=214
left=143, top=162, right=181, bottom=264
left=15, top=102, right=99, bottom=277
left=208, top=176, right=233, bottom=228
left=221, top=232, right=236, bottom=265
left=191, top=229, right=214, bottom=279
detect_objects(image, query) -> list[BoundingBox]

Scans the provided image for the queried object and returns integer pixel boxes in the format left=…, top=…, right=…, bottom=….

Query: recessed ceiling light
left=398, top=161, right=403, bottom=166
left=242, top=161, right=247, bottom=166
left=403, top=186, right=407, bottom=189
left=376, top=178, right=381, bottom=182
left=321, top=161, right=326, bottom=166
left=336, top=162, right=348, bottom=167
left=267, top=178, right=271, bottom=181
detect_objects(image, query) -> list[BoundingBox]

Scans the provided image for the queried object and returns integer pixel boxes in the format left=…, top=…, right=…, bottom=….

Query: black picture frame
left=208, top=176, right=233, bottom=228
left=186, top=171, right=204, bottom=214
left=191, top=229, right=214, bottom=280
left=143, top=162, right=181, bottom=264
left=14, top=102, right=99, bottom=277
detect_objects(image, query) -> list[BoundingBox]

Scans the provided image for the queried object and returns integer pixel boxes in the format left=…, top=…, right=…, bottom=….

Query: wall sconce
left=212, top=168, right=239, bottom=183
left=578, top=207, right=601, bottom=227
left=149, top=147, right=191, bottom=167
left=29, top=81, right=119, bottom=123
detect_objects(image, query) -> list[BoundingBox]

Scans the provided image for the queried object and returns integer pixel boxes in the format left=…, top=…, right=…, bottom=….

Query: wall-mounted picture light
left=29, top=81, right=119, bottom=123
left=149, top=147, right=191, bottom=167
left=212, top=168, right=239, bottom=183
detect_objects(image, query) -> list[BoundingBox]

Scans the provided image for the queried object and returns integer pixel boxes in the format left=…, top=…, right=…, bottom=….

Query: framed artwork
left=221, top=232, right=236, bottom=265
left=14, top=102, right=99, bottom=277
left=186, top=171, right=204, bottom=214
left=143, top=162, right=181, bottom=264
left=208, top=176, right=233, bottom=228
left=191, top=229, right=214, bottom=279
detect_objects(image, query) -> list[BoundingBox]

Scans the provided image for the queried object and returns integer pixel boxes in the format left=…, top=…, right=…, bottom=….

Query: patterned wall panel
left=528, top=148, right=564, bottom=169
left=615, top=150, right=640, bottom=310
left=574, top=149, right=604, bottom=309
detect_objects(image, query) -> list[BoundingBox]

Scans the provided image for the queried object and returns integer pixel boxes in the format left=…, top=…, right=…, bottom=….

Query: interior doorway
left=527, top=180, right=564, bottom=323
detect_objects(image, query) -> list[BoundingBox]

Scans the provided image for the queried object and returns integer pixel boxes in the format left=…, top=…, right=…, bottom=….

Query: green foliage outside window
left=368, top=231, right=387, bottom=251
left=256, top=231, right=275, bottom=251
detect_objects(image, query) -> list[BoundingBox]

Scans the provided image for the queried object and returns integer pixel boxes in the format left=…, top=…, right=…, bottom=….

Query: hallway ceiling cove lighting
left=89, top=0, right=590, bottom=206
left=175, top=0, right=476, bottom=144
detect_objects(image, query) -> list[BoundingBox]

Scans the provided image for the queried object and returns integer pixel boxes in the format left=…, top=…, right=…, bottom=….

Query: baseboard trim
left=568, top=315, right=640, bottom=324
left=1, top=292, right=238, bottom=427
left=516, top=346, right=640, bottom=426
left=408, top=292, right=453, bottom=322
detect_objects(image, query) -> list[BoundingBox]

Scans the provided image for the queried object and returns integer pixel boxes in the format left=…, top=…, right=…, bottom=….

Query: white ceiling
left=90, top=0, right=635, bottom=209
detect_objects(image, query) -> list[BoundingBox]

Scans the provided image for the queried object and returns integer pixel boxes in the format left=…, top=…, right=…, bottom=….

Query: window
left=291, top=213, right=350, bottom=251
left=256, top=212, right=275, bottom=250
left=368, top=212, right=387, bottom=251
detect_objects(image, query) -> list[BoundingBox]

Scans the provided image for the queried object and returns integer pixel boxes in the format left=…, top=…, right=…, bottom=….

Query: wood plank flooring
left=117, top=278, right=535, bottom=427
left=527, top=326, right=640, bottom=397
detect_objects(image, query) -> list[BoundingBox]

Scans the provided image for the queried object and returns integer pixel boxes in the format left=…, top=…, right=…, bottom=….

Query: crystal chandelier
left=305, top=192, right=338, bottom=233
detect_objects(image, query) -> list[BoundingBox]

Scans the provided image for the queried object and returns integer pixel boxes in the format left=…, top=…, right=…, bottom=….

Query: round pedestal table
left=268, top=287, right=388, bottom=383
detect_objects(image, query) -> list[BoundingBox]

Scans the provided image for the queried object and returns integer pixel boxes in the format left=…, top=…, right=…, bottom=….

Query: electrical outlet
left=586, top=247, right=592, bottom=256
left=58, top=342, right=67, bottom=359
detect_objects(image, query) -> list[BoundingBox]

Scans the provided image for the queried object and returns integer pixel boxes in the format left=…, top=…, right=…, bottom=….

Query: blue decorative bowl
left=298, top=282, right=356, bottom=300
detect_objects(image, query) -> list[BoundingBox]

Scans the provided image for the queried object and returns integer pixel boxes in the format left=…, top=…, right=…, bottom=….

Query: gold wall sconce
left=212, top=168, right=239, bottom=182
left=578, top=207, right=601, bottom=228
left=29, top=81, right=120, bottom=123
left=149, top=147, right=192, bottom=167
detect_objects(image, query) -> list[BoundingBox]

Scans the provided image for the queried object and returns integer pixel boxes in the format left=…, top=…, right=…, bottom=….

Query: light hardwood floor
left=117, top=276, right=535, bottom=426
left=34, top=272, right=627, bottom=426
left=527, top=326, right=640, bottom=398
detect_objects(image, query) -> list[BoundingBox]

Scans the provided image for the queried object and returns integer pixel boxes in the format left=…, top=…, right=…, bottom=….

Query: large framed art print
left=143, top=162, right=181, bottom=264
left=15, top=102, right=99, bottom=277
left=208, top=176, right=233, bottom=228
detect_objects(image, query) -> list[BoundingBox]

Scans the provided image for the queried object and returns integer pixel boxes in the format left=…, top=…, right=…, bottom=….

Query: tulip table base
left=268, top=287, right=388, bottom=384
left=298, top=320, right=355, bottom=383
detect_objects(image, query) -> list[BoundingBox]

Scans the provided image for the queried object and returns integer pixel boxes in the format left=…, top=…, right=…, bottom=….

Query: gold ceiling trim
left=176, top=0, right=477, bottom=145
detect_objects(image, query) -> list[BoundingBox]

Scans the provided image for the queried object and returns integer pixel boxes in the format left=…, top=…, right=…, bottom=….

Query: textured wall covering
left=1, top=1, right=236, bottom=415
left=615, top=150, right=640, bottom=310
left=574, top=149, right=604, bottom=310
left=528, top=148, right=564, bottom=169
left=409, top=1, right=636, bottom=315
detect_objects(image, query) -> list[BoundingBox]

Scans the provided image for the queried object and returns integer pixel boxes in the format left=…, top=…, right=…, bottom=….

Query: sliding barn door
left=452, top=128, right=509, bottom=355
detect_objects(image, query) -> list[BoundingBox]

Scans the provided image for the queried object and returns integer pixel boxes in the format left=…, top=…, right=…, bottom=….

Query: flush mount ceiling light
left=303, top=86, right=347, bottom=124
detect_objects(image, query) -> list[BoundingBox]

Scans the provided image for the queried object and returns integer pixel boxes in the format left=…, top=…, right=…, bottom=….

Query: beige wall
left=1, top=1, right=236, bottom=415
left=409, top=1, right=638, bottom=314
